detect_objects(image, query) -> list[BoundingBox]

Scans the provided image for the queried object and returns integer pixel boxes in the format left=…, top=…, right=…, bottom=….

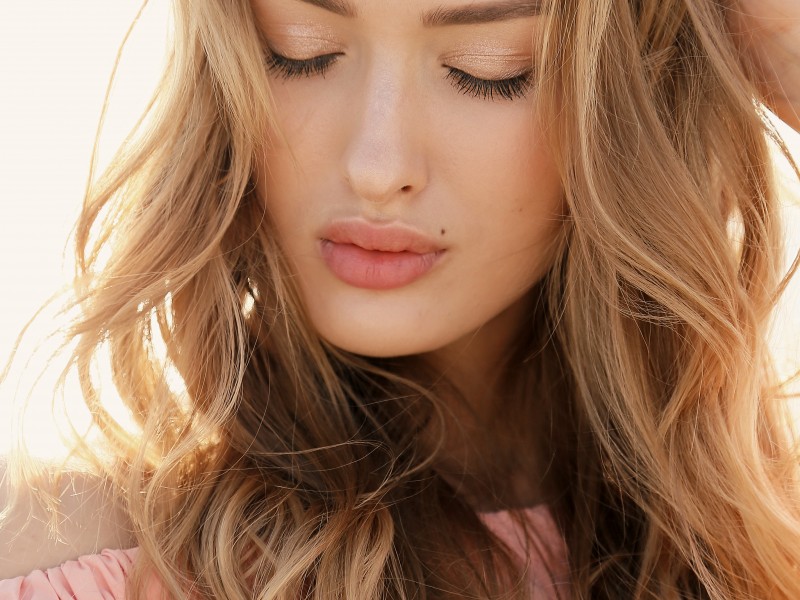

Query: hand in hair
left=729, top=0, right=800, bottom=130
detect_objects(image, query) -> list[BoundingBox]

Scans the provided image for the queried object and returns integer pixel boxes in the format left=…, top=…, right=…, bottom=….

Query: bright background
left=0, top=1, right=798, bottom=459
left=0, top=1, right=170, bottom=457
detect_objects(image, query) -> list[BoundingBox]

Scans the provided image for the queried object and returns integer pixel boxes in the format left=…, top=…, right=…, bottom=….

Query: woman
left=1, top=0, right=800, bottom=598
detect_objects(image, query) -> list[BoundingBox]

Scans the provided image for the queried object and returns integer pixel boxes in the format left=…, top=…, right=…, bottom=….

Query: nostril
left=400, top=185, right=412, bottom=192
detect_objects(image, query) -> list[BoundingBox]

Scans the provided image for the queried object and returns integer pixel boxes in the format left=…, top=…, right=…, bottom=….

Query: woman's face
left=252, top=0, right=564, bottom=358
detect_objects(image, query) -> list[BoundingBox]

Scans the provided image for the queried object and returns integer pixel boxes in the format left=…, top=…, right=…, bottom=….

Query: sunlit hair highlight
left=10, top=0, right=800, bottom=598
left=536, top=0, right=800, bottom=597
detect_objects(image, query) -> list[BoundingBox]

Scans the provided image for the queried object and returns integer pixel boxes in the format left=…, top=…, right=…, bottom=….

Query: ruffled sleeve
left=0, top=548, right=142, bottom=600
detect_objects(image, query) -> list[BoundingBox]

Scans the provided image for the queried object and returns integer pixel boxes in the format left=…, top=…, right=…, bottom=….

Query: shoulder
left=0, top=455, right=136, bottom=580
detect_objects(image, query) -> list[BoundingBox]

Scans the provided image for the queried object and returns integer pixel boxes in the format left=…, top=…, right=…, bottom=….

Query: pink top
left=0, top=507, right=569, bottom=599
left=0, top=548, right=147, bottom=600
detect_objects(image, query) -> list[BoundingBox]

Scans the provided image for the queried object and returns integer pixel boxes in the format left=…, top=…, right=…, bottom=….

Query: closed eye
left=265, top=50, right=533, bottom=101
left=444, top=67, right=533, bottom=101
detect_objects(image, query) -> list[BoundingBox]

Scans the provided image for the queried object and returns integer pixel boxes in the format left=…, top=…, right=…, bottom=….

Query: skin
left=249, top=0, right=800, bottom=509
left=249, top=0, right=800, bottom=378
left=4, top=0, right=800, bottom=580
left=251, top=0, right=565, bottom=405
left=729, top=0, right=800, bottom=130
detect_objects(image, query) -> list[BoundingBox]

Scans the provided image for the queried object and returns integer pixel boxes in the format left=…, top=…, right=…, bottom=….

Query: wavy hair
left=12, top=0, right=800, bottom=598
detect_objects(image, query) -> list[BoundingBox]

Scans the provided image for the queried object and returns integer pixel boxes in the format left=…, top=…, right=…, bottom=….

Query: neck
left=419, top=292, right=550, bottom=511
left=422, top=292, right=530, bottom=417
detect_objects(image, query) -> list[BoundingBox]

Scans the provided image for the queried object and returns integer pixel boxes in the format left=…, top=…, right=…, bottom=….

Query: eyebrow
left=295, top=0, right=545, bottom=26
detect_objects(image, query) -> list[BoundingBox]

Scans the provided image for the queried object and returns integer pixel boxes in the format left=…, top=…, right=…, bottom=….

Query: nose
left=341, top=69, right=428, bottom=206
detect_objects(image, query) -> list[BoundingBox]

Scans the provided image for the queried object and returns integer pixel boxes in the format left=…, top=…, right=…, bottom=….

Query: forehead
left=277, top=0, right=546, bottom=27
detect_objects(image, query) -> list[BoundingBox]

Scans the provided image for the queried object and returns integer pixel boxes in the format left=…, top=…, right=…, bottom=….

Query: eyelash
left=265, top=51, right=533, bottom=101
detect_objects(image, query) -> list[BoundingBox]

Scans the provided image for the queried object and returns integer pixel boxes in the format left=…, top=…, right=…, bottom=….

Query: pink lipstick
left=318, top=220, right=446, bottom=290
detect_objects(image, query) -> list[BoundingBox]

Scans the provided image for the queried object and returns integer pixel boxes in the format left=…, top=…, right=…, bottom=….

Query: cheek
left=257, top=117, right=323, bottom=239
left=441, top=95, right=559, bottom=193
left=264, top=81, right=348, bottom=163
left=444, top=106, right=564, bottom=256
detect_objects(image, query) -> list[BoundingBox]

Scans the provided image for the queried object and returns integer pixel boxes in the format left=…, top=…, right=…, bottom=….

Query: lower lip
left=320, top=240, right=443, bottom=290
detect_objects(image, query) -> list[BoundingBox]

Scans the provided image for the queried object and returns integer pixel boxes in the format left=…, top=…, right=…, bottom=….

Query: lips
left=318, top=219, right=446, bottom=290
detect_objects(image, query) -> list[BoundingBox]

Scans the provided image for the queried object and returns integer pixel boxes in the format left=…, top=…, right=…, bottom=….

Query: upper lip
left=319, top=219, right=445, bottom=254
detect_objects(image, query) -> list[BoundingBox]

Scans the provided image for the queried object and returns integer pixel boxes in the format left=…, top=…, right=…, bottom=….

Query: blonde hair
left=11, top=0, right=800, bottom=598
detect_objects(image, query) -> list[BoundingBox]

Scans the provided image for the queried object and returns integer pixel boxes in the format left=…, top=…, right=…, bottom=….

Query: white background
left=0, top=1, right=169, bottom=456
left=0, top=1, right=798, bottom=458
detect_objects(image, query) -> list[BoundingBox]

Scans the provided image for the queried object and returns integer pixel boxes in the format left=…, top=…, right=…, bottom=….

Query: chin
left=313, top=319, right=448, bottom=358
